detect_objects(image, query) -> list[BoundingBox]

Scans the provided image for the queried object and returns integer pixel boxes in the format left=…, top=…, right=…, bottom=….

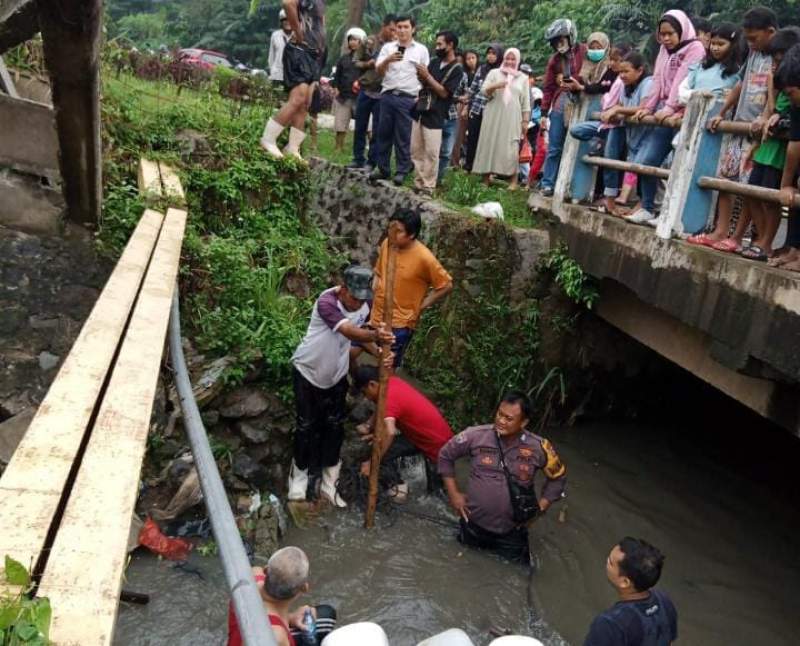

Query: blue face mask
left=586, top=49, right=606, bottom=63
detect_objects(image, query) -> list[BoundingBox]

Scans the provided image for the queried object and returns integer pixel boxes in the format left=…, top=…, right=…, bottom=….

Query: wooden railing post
left=657, top=93, right=721, bottom=239
left=553, top=94, right=601, bottom=217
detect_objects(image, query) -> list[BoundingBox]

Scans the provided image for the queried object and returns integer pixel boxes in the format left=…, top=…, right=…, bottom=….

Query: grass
left=313, top=128, right=536, bottom=229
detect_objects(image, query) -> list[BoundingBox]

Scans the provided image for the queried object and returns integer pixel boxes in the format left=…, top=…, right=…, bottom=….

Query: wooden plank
left=158, top=161, right=186, bottom=206
left=0, top=210, right=164, bottom=582
left=137, top=158, right=162, bottom=202
left=0, top=0, right=32, bottom=24
left=0, top=55, right=18, bottom=97
left=39, top=208, right=187, bottom=646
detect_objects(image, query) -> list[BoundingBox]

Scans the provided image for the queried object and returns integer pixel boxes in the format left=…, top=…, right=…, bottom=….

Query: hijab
left=480, top=43, right=505, bottom=77
left=499, top=47, right=521, bottom=105
left=579, top=32, right=610, bottom=84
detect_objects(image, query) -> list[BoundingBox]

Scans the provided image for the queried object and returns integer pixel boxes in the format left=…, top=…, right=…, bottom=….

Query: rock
left=348, top=397, right=374, bottom=423
left=191, top=355, right=233, bottom=409
left=201, top=410, right=220, bottom=427
left=235, top=418, right=270, bottom=444
left=175, top=129, right=212, bottom=160
left=232, top=453, right=269, bottom=489
left=219, top=386, right=275, bottom=419
left=283, top=270, right=311, bottom=299
left=0, top=408, right=35, bottom=464
left=151, top=468, right=203, bottom=521
left=252, top=498, right=282, bottom=562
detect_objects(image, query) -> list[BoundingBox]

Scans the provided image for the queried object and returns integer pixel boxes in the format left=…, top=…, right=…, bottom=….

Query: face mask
left=587, top=48, right=606, bottom=63
left=556, top=43, right=570, bottom=54
left=435, top=47, right=447, bottom=58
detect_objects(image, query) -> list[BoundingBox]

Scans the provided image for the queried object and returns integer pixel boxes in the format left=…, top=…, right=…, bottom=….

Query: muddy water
left=115, top=417, right=800, bottom=646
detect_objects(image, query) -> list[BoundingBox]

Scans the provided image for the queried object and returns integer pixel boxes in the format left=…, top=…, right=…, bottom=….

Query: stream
left=115, top=412, right=800, bottom=645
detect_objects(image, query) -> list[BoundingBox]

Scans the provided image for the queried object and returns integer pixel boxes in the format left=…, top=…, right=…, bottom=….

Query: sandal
left=740, top=244, right=769, bottom=261
left=769, top=248, right=800, bottom=267
left=686, top=233, right=717, bottom=248
left=711, top=238, right=740, bottom=253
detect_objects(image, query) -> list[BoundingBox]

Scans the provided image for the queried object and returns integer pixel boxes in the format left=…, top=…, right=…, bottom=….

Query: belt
left=383, top=89, right=416, bottom=99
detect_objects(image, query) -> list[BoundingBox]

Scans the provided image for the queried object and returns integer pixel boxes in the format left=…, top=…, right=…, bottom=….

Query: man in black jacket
left=332, top=28, right=367, bottom=152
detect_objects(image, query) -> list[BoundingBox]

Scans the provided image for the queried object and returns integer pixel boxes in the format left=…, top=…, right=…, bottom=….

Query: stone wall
left=308, top=158, right=550, bottom=298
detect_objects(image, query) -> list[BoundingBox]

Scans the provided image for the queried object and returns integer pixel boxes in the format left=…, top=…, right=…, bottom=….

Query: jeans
left=374, top=93, right=416, bottom=176
left=379, top=435, right=420, bottom=488
left=292, top=368, right=348, bottom=471
left=391, top=327, right=414, bottom=367
left=352, top=91, right=381, bottom=166
left=438, top=117, right=458, bottom=183
left=569, top=119, right=601, bottom=141
left=630, top=126, right=674, bottom=212
left=540, top=107, right=566, bottom=189
left=603, top=127, right=626, bottom=197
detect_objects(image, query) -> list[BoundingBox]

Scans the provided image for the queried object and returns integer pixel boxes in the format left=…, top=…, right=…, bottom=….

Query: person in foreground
left=228, top=546, right=337, bottom=646
left=437, top=391, right=566, bottom=563
left=583, top=537, right=677, bottom=646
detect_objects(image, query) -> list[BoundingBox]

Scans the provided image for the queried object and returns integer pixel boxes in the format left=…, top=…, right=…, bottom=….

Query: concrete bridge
left=531, top=92, right=800, bottom=436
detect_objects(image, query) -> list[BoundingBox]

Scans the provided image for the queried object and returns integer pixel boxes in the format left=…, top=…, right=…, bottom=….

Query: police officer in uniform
left=437, top=391, right=566, bottom=563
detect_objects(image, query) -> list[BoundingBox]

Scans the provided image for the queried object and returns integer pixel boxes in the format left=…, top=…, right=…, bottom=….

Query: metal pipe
left=581, top=155, right=670, bottom=179
left=697, top=176, right=800, bottom=208
left=169, top=290, right=276, bottom=646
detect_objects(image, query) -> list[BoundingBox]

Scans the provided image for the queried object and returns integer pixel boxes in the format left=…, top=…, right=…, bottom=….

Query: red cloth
left=228, top=604, right=296, bottom=646
left=541, top=44, right=586, bottom=112
left=137, top=517, right=192, bottom=561
left=530, top=130, right=547, bottom=184
left=385, top=376, right=453, bottom=462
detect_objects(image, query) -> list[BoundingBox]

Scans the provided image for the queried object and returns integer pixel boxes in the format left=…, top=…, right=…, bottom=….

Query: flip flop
left=711, top=238, right=740, bottom=253
left=686, top=233, right=717, bottom=248
left=740, top=244, right=769, bottom=261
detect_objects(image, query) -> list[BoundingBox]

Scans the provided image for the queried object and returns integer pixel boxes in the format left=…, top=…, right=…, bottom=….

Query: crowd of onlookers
left=265, top=7, right=800, bottom=273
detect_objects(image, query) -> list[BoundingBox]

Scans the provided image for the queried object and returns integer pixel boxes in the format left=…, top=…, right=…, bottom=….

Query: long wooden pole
left=365, top=223, right=400, bottom=529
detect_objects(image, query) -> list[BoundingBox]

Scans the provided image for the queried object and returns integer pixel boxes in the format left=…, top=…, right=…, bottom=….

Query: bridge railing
left=552, top=92, right=799, bottom=240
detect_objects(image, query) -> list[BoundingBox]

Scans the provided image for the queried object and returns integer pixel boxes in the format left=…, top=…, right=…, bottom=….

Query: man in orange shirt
left=370, top=208, right=453, bottom=366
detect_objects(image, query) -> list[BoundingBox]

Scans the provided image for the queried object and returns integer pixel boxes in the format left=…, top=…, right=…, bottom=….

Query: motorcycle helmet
left=544, top=19, right=577, bottom=49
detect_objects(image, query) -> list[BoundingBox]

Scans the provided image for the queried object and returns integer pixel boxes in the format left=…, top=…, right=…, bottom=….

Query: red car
left=176, top=48, right=233, bottom=71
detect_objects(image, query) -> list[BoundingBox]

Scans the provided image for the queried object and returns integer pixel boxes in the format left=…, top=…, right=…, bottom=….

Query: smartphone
left=397, top=45, right=406, bottom=55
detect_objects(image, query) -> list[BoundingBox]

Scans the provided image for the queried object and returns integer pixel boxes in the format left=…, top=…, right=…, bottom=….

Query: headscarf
left=579, top=32, right=610, bottom=85
left=499, top=47, right=521, bottom=105
left=346, top=27, right=367, bottom=43
left=480, top=43, right=505, bottom=77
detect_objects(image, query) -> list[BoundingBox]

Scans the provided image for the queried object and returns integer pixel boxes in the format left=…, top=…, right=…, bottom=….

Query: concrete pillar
left=38, top=0, right=102, bottom=228
left=657, top=93, right=721, bottom=239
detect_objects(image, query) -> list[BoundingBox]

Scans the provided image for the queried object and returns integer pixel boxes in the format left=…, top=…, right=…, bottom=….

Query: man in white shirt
left=289, top=266, right=393, bottom=508
left=268, top=9, right=292, bottom=84
left=369, top=15, right=430, bottom=186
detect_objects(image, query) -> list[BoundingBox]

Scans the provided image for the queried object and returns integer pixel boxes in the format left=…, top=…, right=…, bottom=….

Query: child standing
left=706, top=6, right=779, bottom=250
left=625, top=10, right=707, bottom=224
left=739, top=28, right=800, bottom=260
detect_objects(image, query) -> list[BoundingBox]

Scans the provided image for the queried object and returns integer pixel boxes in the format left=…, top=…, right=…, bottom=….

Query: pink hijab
left=644, top=9, right=706, bottom=113
left=499, top=47, right=522, bottom=105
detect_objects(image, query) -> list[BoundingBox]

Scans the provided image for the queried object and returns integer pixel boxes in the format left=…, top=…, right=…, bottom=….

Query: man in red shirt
left=353, top=365, right=453, bottom=498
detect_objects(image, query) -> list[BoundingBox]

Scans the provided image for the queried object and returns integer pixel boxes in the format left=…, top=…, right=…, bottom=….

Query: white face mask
left=556, top=42, right=570, bottom=54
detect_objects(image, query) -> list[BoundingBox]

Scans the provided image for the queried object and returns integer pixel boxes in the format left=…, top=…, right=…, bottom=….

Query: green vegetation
left=101, top=72, right=343, bottom=397
left=0, top=557, right=51, bottom=645
left=541, top=244, right=598, bottom=309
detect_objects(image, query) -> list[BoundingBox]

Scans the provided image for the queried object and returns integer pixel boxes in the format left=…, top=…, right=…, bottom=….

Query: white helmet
left=346, top=27, right=368, bottom=42
left=488, top=637, right=545, bottom=646
left=417, top=628, right=476, bottom=645
left=278, top=9, right=287, bottom=20
left=321, top=622, right=389, bottom=646
left=531, top=87, right=544, bottom=102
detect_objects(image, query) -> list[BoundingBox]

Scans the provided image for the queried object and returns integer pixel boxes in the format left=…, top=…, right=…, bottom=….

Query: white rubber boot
left=260, top=118, right=285, bottom=158
left=283, top=126, right=306, bottom=159
left=320, top=461, right=347, bottom=508
left=287, top=460, right=308, bottom=501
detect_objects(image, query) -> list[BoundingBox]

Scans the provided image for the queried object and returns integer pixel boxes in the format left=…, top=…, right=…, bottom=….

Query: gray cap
left=343, top=266, right=373, bottom=300
left=520, top=63, right=533, bottom=76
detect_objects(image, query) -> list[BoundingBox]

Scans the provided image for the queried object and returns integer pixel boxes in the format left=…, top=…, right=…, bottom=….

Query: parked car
left=176, top=48, right=233, bottom=71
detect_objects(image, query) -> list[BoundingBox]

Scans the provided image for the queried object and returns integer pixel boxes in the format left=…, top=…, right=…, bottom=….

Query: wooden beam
left=0, top=92, right=57, bottom=175
left=137, top=158, right=162, bottom=203
left=0, top=0, right=32, bottom=24
left=0, top=0, right=37, bottom=54
left=38, top=208, right=187, bottom=646
left=38, top=0, right=102, bottom=227
left=0, top=55, right=17, bottom=96
left=0, top=211, right=164, bottom=583
left=158, top=162, right=187, bottom=207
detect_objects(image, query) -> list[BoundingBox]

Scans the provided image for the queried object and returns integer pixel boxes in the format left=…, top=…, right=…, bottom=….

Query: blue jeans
left=374, top=93, right=416, bottom=176
left=391, top=327, right=414, bottom=368
left=631, top=126, right=674, bottom=212
left=437, top=117, right=458, bottom=183
left=352, top=91, right=381, bottom=167
left=569, top=120, right=601, bottom=141
left=602, top=127, right=626, bottom=197
left=541, top=107, right=566, bottom=189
